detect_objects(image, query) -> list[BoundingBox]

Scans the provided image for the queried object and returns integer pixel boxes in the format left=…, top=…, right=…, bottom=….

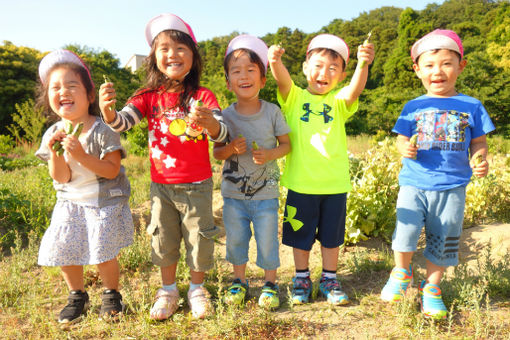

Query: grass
left=1, top=135, right=509, bottom=338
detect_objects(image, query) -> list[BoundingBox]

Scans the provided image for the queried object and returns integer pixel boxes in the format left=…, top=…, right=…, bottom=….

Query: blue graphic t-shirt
left=393, top=94, right=495, bottom=190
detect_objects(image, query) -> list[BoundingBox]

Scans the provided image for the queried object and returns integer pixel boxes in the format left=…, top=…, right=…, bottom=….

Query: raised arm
left=339, top=43, right=375, bottom=108
left=268, top=45, right=293, bottom=101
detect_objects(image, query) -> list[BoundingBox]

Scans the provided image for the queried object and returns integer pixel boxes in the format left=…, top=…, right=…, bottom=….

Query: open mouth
left=60, top=99, right=74, bottom=107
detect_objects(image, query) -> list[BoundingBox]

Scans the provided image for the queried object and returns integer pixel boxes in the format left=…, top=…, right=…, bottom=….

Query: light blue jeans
left=392, top=185, right=466, bottom=267
left=223, top=197, right=280, bottom=270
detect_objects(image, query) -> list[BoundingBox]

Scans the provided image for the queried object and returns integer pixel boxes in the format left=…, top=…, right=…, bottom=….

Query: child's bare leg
left=264, top=269, right=277, bottom=283
left=161, top=263, right=178, bottom=285
left=321, top=246, right=339, bottom=271
left=233, top=263, right=247, bottom=282
left=293, top=248, right=310, bottom=270
left=394, top=251, right=414, bottom=269
left=97, top=257, right=120, bottom=290
left=425, top=259, right=445, bottom=285
left=190, top=269, right=205, bottom=284
left=61, top=265, right=84, bottom=291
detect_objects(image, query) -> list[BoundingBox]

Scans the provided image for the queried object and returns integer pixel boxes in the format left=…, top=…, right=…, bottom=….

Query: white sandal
left=150, top=288, right=179, bottom=320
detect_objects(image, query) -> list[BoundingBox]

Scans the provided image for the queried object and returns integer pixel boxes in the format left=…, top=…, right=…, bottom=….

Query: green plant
left=0, top=134, right=15, bottom=154
left=345, top=138, right=401, bottom=243
left=7, top=99, right=47, bottom=144
left=124, top=119, right=149, bottom=156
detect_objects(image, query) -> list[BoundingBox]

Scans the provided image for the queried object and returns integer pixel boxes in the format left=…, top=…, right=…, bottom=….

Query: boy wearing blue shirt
left=380, top=29, right=495, bottom=319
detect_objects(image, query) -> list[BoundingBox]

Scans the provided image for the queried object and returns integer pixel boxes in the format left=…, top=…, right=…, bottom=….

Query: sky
left=1, top=0, right=443, bottom=66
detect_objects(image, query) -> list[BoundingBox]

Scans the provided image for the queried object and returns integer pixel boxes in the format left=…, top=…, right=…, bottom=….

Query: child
left=380, top=29, right=495, bottom=319
left=35, top=49, right=134, bottom=323
left=213, top=35, right=291, bottom=309
left=99, top=13, right=227, bottom=320
left=268, top=34, right=374, bottom=305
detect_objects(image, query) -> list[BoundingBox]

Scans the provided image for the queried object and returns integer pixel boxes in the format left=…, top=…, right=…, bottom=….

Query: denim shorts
left=282, top=190, right=347, bottom=250
left=223, top=197, right=280, bottom=270
left=392, top=185, right=466, bottom=267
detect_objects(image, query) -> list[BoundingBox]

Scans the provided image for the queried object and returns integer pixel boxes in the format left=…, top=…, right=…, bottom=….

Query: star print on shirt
left=160, top=137, right=169, bottom=147
left=151, top=145, right=163, bottom=159
left=160, top=121, right=169, bottom=133
left=163, top=155, right=177, bottom=168
left=148, top=130, right=156, bottom=145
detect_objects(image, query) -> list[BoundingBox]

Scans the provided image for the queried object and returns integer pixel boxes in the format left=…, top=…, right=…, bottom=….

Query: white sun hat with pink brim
left=145, top=13, right=197, bottom=46
left=225, top=34, right=269, bottom=73
left=411, top=29, right=464, bottom=62
left=307, top=34, right=350, bottom=64
left=38, top=49, right=93, bottom=88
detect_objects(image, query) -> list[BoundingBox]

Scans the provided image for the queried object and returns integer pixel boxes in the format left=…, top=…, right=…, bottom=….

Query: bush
left=0, top=135, right=15, bottom=155
left=124, top=119, right=149, bottom=156
left=6, top=99, right=46, bottom=145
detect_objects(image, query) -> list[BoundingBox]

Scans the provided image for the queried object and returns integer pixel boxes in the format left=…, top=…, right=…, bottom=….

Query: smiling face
left=47, top=66, right=92, bottom=122
left=303, top=49, right=346, bottom=95
left=413, top=49, right=467, bottom=98
left=226, top=50, right=266, bottom=102
left=154, top=33, right=194, bottom=84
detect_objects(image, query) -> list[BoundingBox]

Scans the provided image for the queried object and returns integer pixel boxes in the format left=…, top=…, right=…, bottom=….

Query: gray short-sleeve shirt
left=220, top=100, right=290, bottom=200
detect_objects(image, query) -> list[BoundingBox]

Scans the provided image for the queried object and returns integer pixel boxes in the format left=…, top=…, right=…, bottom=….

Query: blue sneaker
left=291, top=276, right=312, bottom=304
left=319, top=277, right=349, bottom=305
left=380, top=266, right=413, bottom=302
left=419, top=280, right=447, bottom=320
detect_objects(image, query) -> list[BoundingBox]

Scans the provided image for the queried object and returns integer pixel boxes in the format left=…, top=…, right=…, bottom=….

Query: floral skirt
left=38, top=200, right=134, bottom=266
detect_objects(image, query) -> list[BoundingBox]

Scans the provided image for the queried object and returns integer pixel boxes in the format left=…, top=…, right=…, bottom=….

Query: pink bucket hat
left=411, top=29, right=463, bottom=62
left=225, top=34, right=269, bottom=73
left=307, top=34, right=349, bottom=64
left=38, top=49, right=93, bottom=88
left=145, top=13, right=197, bottom=46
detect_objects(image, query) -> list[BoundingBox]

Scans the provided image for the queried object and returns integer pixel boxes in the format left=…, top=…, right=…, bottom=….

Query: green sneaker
left=224, top=279, right=248, bottom=305
left=258, top=282, right=279, bottom=309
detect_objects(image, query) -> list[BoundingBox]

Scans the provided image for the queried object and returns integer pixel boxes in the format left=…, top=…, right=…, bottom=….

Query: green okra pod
left=72, top=122, right=84, bottom=137
left=359, top=31, right=372, bottom=69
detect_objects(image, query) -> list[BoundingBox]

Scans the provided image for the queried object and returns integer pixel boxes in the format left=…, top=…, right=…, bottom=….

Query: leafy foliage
left=1, top=0, right=509, bottom=138
left=7, top=99, right=46, bottom=144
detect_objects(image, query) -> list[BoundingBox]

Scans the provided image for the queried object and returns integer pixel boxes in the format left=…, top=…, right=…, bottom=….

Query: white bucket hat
left=38, top=49, right=93, bottom=87
left=145, top=13, right=197, bottom=46
left=225, top=34, right=269, bottom=73
left=307, top=34, right=349, bottom=64
left=411, top=29, right=463, bottom=62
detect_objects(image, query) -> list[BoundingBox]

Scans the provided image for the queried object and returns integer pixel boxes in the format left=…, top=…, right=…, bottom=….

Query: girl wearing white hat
left=99, top=13, right=227, bottom=320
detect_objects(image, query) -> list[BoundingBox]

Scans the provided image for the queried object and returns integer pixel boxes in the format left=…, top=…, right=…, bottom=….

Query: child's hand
left=189, top=106, right=219, bottom=132
left=252, top=147, right=270, bottom=165
left=49, top=129, right=67, bottom=157
left=470, top=154, right=489, bottom=178
left=230, top=136, right=247, bottom=155
left=99, top=82, right=117, bottom=119
left=357, top=43, right=375, bottom=67
left=402, top=140, right=418, bottom=159
left=268, top=44, right=285, bottom=64
left=62, top=134, right=87, bottom=161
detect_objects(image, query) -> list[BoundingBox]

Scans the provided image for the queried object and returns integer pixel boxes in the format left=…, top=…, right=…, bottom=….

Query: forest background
left=1, top=0, right=509, bottom=142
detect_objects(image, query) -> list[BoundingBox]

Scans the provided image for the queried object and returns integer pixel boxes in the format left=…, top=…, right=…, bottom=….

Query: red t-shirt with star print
left=128, top=87, right=220, bottom=184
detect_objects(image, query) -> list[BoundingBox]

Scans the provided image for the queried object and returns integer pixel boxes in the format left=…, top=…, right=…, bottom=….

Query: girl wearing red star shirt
left=99, top=13, right=227, bottom=320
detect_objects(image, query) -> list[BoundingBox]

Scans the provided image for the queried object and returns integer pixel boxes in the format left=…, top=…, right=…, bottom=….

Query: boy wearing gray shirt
left=214, top=35, right=290, bottom=309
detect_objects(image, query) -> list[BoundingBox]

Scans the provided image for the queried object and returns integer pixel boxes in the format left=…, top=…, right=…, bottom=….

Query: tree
left=0, top=41, right=41, bottom=134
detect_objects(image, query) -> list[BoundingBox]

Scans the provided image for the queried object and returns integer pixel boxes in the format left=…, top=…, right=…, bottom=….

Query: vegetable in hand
left=103, top=74, right=116, bottom=111
left=252, top=141, right=259, bottom=150
left=474, top=154, right=483, bottom=166
left=359, top=31, right=372, bottom=69
left=409, top=134, right=418, bottom=160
